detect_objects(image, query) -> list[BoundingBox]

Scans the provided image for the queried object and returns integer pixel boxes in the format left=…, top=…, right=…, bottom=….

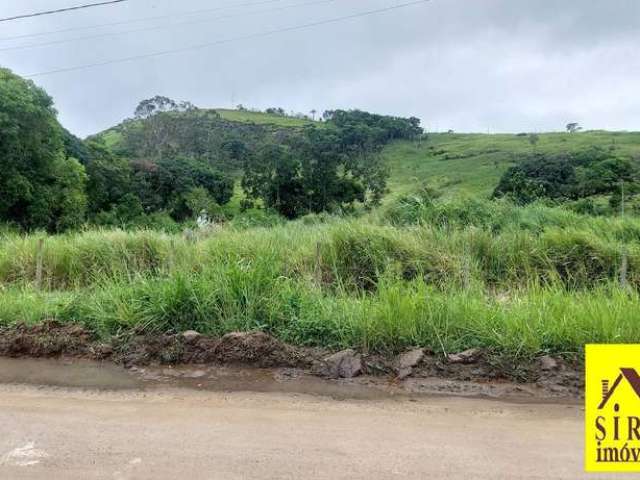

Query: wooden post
left=619, top=180, right=628, bottom=289
left=35, top=238, right=44, bottom=290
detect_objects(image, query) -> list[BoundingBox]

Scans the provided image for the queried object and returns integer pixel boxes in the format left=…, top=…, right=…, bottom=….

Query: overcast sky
left=1, top=0, right=639, bottom=137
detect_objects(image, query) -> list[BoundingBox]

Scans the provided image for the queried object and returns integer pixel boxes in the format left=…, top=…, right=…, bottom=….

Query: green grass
left=384, top=131, right=640, bottom=198
left=215, top=108, right=318, bottom=127
left=1, top=199, right=639, bottom=363
left=100, top=129, right=123, bottom=150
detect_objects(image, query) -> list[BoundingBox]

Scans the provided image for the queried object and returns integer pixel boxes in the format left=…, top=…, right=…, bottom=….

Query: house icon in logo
left=598, top=368, right=640, bottom=409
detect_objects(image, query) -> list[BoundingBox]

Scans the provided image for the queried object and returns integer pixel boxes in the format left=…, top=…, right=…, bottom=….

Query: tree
left=326, top=109, right=423, bottom=142
left=242, top=144, right=307, bottom=219
left=84, top=141, right=133, bottom=215
left=133, top=156, right=233, bottom=221
left=566, top=122, right=582, bottom=133
left=493, top=149, right=639, bottom=204
left=310, top=109, right=317, bottom=121
left=133, top=96, right=195, bottom=120
left=242, top=126, right=389, bottom=218
left=494, top=154, right=576, bottom=204
left=0, top=67, right=87, bottom=231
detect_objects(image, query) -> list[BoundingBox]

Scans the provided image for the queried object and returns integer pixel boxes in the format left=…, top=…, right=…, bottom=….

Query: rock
left=539, top=355, right=559, bottom=371
left=95, top=344, right=113, bottom=356
left=395, top=348, right=425, bottom=380
left=181, top=330, right=201, bottom=343
left=447, top=348, right=481, bottom=364
left=322, top=349, right=363, bottom=379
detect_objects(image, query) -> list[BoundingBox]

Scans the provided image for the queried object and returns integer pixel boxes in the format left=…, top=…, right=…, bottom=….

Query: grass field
left=3, top=128, right=640, bottom=364
left=216, top=108, right=318, bottom=127
left=385, top=131, right=640, bottom=197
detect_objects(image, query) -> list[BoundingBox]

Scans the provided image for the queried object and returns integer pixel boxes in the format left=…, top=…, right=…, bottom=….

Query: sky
left=1, top=0, right=639, bottom=137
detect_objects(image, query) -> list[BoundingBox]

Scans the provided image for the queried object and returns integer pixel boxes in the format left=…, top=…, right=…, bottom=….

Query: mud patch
left=363, top=350, right=583, bottom=398
left=0, top=323, right=583, bottom=399
left=113, top=331, right=311, bottom=368
left=0, top=321, right=92, bottom=358
left=0, top=323, right=310, bottom=369
left=212, top=332, right=308, bottom=367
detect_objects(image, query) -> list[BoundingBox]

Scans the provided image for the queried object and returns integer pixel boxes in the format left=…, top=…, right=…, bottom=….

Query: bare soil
left=0, top=321, right=583, bottom=400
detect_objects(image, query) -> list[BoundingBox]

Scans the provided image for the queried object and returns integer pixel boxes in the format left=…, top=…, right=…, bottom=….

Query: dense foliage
left=493, top=147, right=639, bottom=205
left=132, top=156, right=234, bottom=221
left=324, top=109, right=423, bottom=143
left=242, top=126, right=388, bottom=218
left=0, top=68, right=87, bottom=232
left=0, top=73, right=237, bottom=231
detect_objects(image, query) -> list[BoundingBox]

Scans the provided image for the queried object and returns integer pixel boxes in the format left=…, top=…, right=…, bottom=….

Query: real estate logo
left=586, top=344, right=640, bottom=472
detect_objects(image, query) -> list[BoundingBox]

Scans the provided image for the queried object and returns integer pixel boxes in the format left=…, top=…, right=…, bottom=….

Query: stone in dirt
left=181, top=330, right=201, bottom=343
left=539, top=355, right=559, bottom=371
left=395, top=348, right=425, bottom=380
left=319, top=349, right=363, bottom=379
left=447, top=348, right=482, bottom=365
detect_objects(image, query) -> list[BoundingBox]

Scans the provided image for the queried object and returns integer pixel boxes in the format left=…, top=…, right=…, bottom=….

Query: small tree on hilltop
left=566, top=122, right=582, bottom=133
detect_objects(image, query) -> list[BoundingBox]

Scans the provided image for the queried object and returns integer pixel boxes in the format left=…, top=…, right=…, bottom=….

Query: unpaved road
left=0, top=382, right=611, bottom=480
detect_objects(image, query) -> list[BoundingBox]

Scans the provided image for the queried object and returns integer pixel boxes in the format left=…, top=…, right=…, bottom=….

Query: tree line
left=0, top=68, right=423, bottom=231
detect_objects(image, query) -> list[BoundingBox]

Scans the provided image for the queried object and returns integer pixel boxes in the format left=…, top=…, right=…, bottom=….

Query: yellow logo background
left=586, top=344, right=640, bottom=472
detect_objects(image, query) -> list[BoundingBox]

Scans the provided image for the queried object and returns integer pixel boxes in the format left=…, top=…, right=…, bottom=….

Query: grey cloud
left=0, top=0, right=638, bottom=136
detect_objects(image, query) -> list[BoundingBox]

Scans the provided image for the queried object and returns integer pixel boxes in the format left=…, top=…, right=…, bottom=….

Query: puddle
left=0, top=357, right=580, bottom=403
left=0, top=357, right=402, bottom=400
left=0, top=357, right=143, bottom=390
left=136, top=364, right=407, bottom=401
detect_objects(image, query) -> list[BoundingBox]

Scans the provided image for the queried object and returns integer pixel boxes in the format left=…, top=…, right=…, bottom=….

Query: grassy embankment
left=1, top=130, right=640, bottom=363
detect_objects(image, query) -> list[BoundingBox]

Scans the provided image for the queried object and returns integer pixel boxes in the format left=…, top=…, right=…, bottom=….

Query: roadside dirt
left=0, top=321, right=583, bottom=400
left=0, top=381, right=608, bottom=480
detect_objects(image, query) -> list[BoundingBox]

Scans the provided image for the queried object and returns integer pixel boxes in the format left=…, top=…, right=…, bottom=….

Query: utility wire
left=0, top=0, right=126, bottom=23
left=0, top=0, right=337, bottom=53
left=25, top=0, right=430, bottom=78
left=0, top=0, right=284, bottom=42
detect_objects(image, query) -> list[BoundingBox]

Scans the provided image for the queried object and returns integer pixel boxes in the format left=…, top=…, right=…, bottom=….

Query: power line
left=0, top=0, right=336, bottom=53
left=25, top=0, right=430, bottom=79
left=0, top=0, right=127, bottom=23
left=0, top=0, right=285, bottom=42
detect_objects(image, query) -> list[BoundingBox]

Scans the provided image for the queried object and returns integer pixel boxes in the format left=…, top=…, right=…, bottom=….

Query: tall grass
left=0, top=197, right=638, bottom=362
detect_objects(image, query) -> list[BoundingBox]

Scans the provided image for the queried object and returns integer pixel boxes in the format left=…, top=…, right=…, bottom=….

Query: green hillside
left=96, top=108, right=318, bottom=150
left=216, top=108, right=318, bottom=127
left=385, top=131, right=640, bottom=198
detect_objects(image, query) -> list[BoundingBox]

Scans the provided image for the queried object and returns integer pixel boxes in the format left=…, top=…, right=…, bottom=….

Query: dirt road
left=0, top=379, right=610, bottom=480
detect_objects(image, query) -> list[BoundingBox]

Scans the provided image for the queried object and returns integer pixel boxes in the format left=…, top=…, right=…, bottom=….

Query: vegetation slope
left=2, top=67, right=640, bottom=369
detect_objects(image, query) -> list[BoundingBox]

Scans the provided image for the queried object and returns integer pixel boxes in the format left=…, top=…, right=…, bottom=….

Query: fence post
left=619, top=180, right=628, bottom=289
left=620, top=250, right=628, bottom=289
left=35, top=237, right=44, bottom=290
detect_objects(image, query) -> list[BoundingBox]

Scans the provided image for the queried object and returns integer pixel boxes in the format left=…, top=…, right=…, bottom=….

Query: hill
left=95, top=108, right=318, bottom=150
left=385, top=131, right=640, bottom=198
left=97, top=108, right=640, bottom=200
